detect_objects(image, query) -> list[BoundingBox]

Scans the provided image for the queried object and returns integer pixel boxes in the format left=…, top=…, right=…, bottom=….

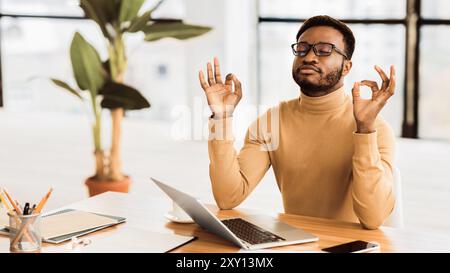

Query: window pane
left=1, top=0, right=83, bottom=16
left=0, top=0, right=184, bottom=18
left=1, top=18, right=102, bottom=113
left=1, top=17, right=188, bottom=120
left=419, top=26, right=450, bottom=140
left=422, top=0, right=450, bottom=19
left=259, top=0, right=406, bottom=19
left=259, top=23, right=405, bottom=136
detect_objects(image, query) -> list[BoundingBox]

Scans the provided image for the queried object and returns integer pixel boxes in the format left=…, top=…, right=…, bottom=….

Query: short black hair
left=296, top=15, right=355, bottom=59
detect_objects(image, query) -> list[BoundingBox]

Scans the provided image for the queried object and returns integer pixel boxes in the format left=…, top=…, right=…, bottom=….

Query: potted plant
left=51, top=0, right=211, bottom=196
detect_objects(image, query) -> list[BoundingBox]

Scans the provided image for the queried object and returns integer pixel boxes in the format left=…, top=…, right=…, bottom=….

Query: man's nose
left=302, top=48, right=319, bottom=64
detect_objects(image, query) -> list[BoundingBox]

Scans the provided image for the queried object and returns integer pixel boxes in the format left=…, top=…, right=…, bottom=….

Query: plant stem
left=108, top=34, right=127, bottom=80
left=109, top=107, right=124, bottom=181
left=108, top=33, right=127, bottom=182
left=91, top=94, right=104, bottom=179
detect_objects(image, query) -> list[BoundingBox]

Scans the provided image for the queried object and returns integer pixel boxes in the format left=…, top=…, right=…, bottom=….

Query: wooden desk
left=2, top=191, right=450, bottom=252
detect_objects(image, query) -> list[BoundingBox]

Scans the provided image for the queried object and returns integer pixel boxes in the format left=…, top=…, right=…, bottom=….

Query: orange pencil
left=35, top=188, right=53, bottom=213
left=0, top=190, right=13, bottom=214
left=2, top=189, right=22, bottom=215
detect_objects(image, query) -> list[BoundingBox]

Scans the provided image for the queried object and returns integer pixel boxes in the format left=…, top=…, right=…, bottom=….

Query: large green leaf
left=80, top=0, right=121, bottom=37
left=100, top=81, right=150, bottom=110
left=126, top=10, right=151, bottom=33
left=124, top=0, right=166, bottom=32
left=51, top=79, right=83, bottom=100
left=119, top=0, right=145, bottom=23
left=80, top=0, right=108, bottom=37
left=142, top=21, right=212, bottom=41
left=70, top=32, right=105, bottom=96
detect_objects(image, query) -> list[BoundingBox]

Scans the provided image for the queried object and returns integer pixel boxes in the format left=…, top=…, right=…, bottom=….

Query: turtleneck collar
left=297, top=86, right=347, bottom=114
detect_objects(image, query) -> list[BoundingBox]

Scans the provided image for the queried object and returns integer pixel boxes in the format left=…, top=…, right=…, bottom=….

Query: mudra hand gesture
left=199, top=57, right=242, bottom=119
left=352, top=65, right=396, bottom=133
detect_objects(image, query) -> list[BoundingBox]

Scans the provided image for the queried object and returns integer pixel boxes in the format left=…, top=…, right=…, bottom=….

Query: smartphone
left=322, top=240, right=380, bottom=253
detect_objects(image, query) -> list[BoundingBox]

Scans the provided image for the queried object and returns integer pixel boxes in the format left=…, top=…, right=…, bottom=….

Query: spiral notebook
left=0, top=209, right=126, bottom=244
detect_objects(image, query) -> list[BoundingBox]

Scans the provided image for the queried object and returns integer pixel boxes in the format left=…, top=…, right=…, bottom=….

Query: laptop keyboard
left=221, top=218, right=285, bottom=245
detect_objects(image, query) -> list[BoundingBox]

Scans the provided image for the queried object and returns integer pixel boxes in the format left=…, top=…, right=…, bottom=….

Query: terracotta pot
left=85, top=176, right=131, bottom=197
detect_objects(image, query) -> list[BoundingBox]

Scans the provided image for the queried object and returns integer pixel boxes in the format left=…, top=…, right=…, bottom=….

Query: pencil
left=2, top=189, right=22, bottom=215
left=35, top=187, right=53, bottom=213
left=16, top=201, right=23, bottom=213
left=0, top=190, right=14, bottom=214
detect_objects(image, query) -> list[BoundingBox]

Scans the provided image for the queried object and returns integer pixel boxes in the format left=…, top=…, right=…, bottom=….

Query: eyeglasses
left=291, top=42, right=348, bottom=59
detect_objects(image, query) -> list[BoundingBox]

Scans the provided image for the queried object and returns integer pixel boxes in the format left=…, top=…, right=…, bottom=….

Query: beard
left=293, top=61, right=344, bottom=95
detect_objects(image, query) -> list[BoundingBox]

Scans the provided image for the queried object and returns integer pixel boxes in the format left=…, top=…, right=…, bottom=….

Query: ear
left=342, top=59, right=352, bottom=77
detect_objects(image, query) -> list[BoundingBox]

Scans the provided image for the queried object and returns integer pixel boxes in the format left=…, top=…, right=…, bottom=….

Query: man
left=198, top=15, right=396, bottom=230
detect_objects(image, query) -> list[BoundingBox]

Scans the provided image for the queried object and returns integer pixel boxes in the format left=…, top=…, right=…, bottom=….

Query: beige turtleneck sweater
left=207, top=87, right=396, bottom=230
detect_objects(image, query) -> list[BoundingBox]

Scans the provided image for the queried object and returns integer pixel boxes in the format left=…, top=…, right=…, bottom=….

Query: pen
left=29, top=204, right=36, bottom=215
left=23, top=203, right=30, bottom=215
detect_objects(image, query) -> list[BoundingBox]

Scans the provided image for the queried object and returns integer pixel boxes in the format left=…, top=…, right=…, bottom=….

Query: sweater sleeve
left=351, top=120, right=396, bottom=229
left=208, top=115, right=271, bottom=210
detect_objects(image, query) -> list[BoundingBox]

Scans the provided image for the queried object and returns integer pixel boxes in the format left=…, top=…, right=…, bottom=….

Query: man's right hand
left=199, top=57, right=242, bottom=119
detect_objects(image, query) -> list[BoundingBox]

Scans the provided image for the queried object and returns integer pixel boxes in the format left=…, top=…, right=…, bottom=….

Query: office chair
left=383, top=167, right=405, bottom=228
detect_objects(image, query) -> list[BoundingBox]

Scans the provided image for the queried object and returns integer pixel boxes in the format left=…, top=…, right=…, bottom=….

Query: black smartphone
left=322, top=240, right=380, bottom=253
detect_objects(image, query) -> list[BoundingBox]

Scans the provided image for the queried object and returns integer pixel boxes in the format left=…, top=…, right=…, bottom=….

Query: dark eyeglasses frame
left=291, top=42, right=349, bottom=59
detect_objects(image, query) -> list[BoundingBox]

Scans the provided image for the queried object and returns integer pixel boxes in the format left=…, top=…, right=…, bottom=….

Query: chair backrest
left=383, top=167, right=404, bottom=228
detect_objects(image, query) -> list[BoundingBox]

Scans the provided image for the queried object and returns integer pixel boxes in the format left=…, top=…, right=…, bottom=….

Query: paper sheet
left=78, top=226, right=195, bottom=253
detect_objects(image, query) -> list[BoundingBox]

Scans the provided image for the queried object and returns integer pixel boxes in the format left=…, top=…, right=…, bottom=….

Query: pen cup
left=8, top=212, right=42, bottom=253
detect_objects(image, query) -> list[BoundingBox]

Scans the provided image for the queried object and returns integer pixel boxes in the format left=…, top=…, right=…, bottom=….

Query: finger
left=375, top=91, right=392, bottom=106
left=225, top=73, right=233, bottom=86
left=214, top=57, right=223, bottom=84
left=360, top=80, right=380, bottom=93
left=379, top=65, right=396, bottom=100
left=207, top=62, right=215, bottom=86
left=377, top=78, right=395, bottom=104
left=385, top=65, right=396, bottom=96
left=351, top=81, right=361, bottom=102
left=375, top=65, right=389, bottom=90
left=198, top=70, right=209, bottom=91
left=232, top=74, right=242, bottom=99
left=375, top=65, right=388, bottom=81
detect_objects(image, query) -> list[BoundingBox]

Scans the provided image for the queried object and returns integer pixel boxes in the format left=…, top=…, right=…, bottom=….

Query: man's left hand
left=352, top=65, right=396, bottom=134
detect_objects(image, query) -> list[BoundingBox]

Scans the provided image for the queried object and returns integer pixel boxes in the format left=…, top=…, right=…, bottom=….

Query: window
left=258, top=0, right=450, bottom=140
left=419, top=26, right=450, bottom=140
left=2, top=0, right=450, bottom=140
left=1, top=0, right=83, bottom=17
left=259, top=0, right=406, bottom=19
left=259, top=0, right=406, bottom=136
left=0, top=0, right=189, bottom=120
left=0, top=0, right=185, bottom=17
left=422, top=0, right=450, bottom=19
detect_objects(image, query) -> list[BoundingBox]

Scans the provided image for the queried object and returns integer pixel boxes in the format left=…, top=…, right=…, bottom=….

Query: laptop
left=151, top=177, right=318, bottom=250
